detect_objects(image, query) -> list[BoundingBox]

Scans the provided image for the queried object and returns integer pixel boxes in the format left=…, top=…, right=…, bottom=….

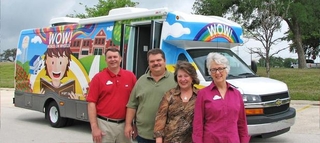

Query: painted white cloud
left=106, top=26, right=113, bottom=31
left=162, top=22, right=190, bottom=40
left=31, top=36, right=42, bottom=44
left=16, top=48, right=22, bottom=56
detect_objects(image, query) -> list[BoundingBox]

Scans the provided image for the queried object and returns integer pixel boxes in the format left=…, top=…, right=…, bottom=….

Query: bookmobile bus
left=14, top=7, right=295, bottom=138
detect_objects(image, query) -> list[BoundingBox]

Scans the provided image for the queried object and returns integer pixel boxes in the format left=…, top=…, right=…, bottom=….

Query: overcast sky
left=1, top=0, right=301, bottom=63
left=0, top=0, right=194, bottom=50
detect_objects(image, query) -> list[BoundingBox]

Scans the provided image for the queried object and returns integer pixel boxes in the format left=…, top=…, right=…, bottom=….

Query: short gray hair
left=206, top=52, right=230, bottom=74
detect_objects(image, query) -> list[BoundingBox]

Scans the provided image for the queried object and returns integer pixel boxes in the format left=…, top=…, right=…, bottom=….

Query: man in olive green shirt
left=125, top=49, right=176, bottom=142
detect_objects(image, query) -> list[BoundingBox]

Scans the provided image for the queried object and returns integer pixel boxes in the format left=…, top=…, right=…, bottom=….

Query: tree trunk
left=291, top=19, right=307, bottom=68
left=266, top=56, right=270, bottom=77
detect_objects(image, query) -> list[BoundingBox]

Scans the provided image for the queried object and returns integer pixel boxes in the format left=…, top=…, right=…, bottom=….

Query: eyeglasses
left=210, top=67, right=227, bottom=73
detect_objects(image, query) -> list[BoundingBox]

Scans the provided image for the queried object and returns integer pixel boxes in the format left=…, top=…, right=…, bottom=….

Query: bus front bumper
left=247, top=107, right=296, bottom=137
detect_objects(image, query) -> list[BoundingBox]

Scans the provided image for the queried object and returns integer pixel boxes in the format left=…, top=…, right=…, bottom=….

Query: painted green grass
left=79, top=55, right=107, bottom=74
left=1, top=62, right=319, bottom=101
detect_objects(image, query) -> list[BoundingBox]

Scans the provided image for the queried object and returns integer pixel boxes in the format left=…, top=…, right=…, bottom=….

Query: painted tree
left=193, top=0, right=320, bottom=69
left=66, top=0, right=138, bottom=18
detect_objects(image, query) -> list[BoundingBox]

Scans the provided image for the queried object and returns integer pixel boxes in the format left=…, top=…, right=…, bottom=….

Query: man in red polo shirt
left=87, top=47, right=137, bottom=143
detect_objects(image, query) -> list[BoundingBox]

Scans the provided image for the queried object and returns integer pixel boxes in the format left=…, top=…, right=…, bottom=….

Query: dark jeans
left=136, top=135, right=156, bottom=143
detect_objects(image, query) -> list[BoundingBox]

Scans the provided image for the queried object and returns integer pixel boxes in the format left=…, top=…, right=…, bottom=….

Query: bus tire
left=46, top=101, right=67, bottom=128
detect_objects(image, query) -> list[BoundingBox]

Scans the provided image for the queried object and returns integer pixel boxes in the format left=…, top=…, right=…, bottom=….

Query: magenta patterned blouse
left=192, top=82, right=250, bottom=143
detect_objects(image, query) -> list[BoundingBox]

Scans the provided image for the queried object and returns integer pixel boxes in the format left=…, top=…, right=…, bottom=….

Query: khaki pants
left=97, top=118, right=132, bottom=143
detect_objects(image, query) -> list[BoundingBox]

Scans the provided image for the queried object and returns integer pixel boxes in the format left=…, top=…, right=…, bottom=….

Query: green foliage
left=67, top=0, right=138, bottom=18
left=192, top=0, right=236, bottom=16
left=283, top=58, right=297, bottom=68
left=0, top=48, right=17, bottom=62
left=282, top=0, right=320, bottom=66
left=284, top=0, right=320, bottom=61
left=271, top=57, right=284, bottom=67
left=15, top=61, right=30, bottom=74
left=258, top=57, right=300, bottom=68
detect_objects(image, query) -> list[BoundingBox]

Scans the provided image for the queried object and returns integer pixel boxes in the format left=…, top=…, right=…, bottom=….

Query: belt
left=97, top=115, right=125, bottom=124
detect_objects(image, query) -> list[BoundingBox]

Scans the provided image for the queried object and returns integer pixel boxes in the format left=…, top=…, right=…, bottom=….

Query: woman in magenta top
left=192, top=52, right=250, bottom=143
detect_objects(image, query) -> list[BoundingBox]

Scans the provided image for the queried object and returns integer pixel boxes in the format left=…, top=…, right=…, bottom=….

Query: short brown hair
left=174, top=60, right=199, bottom=85
left=105, top=47, right=121, bottom=56
left=147, top=48, right=165, bottom=61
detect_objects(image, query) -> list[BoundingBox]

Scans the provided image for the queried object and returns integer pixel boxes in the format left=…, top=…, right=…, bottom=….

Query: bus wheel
left=46, top=101, right=67, bottom=128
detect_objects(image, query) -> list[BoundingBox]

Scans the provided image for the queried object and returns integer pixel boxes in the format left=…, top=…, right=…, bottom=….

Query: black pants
left=136, top=135, right=156, bottom=143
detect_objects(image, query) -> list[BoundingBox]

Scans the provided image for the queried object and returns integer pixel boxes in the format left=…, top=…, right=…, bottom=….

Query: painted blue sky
left=16, top=22, right=114, bottom=62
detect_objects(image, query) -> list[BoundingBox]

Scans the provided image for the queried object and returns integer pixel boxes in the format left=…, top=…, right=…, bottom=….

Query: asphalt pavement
left=1, top=88, right=320, bottom=143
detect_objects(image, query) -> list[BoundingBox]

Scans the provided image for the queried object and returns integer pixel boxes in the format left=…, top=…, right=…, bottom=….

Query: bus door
left=150, top=20, right=162, bottom=49
left=120, top=21, right=163, bottom=78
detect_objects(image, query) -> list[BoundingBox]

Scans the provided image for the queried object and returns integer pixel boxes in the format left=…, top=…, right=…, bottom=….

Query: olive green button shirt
left=127, top=70, right=176, bottom=140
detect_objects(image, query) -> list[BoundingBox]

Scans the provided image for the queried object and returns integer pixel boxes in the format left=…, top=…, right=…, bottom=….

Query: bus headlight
left=242, top=94, right=261, bottom=103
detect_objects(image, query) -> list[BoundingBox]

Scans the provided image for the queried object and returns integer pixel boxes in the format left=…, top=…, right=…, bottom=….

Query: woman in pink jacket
left=192, top=52, right=250, bottom=143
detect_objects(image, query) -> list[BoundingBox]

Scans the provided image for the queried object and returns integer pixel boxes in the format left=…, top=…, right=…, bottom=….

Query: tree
left=285, top=17, right=320, bottom=61
left=271, top=57, right=285, bottom=67
left=282, top=0, right=320, bottom=68
left=0, top=48, right=17, bottom=62
left=283, top=58, right=297, bottom=68
left=193, top=0, right=320, bottom=69
left=258, top=56, right=284, bottom=68
left=246, top=1, right=288, bottom=77
left=66, top=0, right=138, bottom=18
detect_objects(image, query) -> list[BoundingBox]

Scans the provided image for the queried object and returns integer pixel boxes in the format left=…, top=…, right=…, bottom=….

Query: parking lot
left=1, top=88, right=319, bottom=143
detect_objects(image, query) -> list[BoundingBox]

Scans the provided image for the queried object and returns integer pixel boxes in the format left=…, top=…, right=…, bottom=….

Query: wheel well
left=44, top=98, right=55, bottom=119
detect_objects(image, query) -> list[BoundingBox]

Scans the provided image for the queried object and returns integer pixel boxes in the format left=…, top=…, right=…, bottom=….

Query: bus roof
left=49, top=7, right=168, bottom=26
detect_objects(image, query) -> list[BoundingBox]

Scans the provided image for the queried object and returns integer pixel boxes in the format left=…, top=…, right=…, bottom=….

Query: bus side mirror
left=251, top=60, right=257, bottom=73
left=205, top=60, right=209, bottom=76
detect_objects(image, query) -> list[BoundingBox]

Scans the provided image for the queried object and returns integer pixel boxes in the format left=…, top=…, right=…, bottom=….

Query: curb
left=290, top=100, right=320, bottom=106
left=0, top=88, right=15, bottom=91
left=0, top=88, right=14, bottom=91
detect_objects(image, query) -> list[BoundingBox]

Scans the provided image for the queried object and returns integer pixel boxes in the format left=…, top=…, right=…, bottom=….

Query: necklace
left=183, top=96, right=188, bottom=100
left=181, top=90, right=192, bottom=101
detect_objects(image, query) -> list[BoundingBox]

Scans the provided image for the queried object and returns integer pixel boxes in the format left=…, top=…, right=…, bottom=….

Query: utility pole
left=250, top=48, right=253, bottom=62
left=248, top=47, right=253, bottom=62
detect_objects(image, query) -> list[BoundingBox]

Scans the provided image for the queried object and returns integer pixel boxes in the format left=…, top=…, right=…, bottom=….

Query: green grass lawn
left=0, top=62, right=15, bottom=88
left=256, top=67, right=320, bottom=101
left=1, top=62, right=319, bottom=100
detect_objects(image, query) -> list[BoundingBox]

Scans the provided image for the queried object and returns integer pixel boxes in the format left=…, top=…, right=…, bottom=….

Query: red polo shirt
left=86, top=68, right=136, bottom=119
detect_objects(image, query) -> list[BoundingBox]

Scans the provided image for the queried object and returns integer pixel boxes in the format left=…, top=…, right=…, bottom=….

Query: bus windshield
left=187, top=48, right=256, bottom=81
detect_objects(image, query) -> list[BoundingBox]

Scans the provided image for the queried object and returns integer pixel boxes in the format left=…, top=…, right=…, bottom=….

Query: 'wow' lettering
left=49, top=32, right=72, bottom=45
left=207, top=24, right=232, bottom=37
